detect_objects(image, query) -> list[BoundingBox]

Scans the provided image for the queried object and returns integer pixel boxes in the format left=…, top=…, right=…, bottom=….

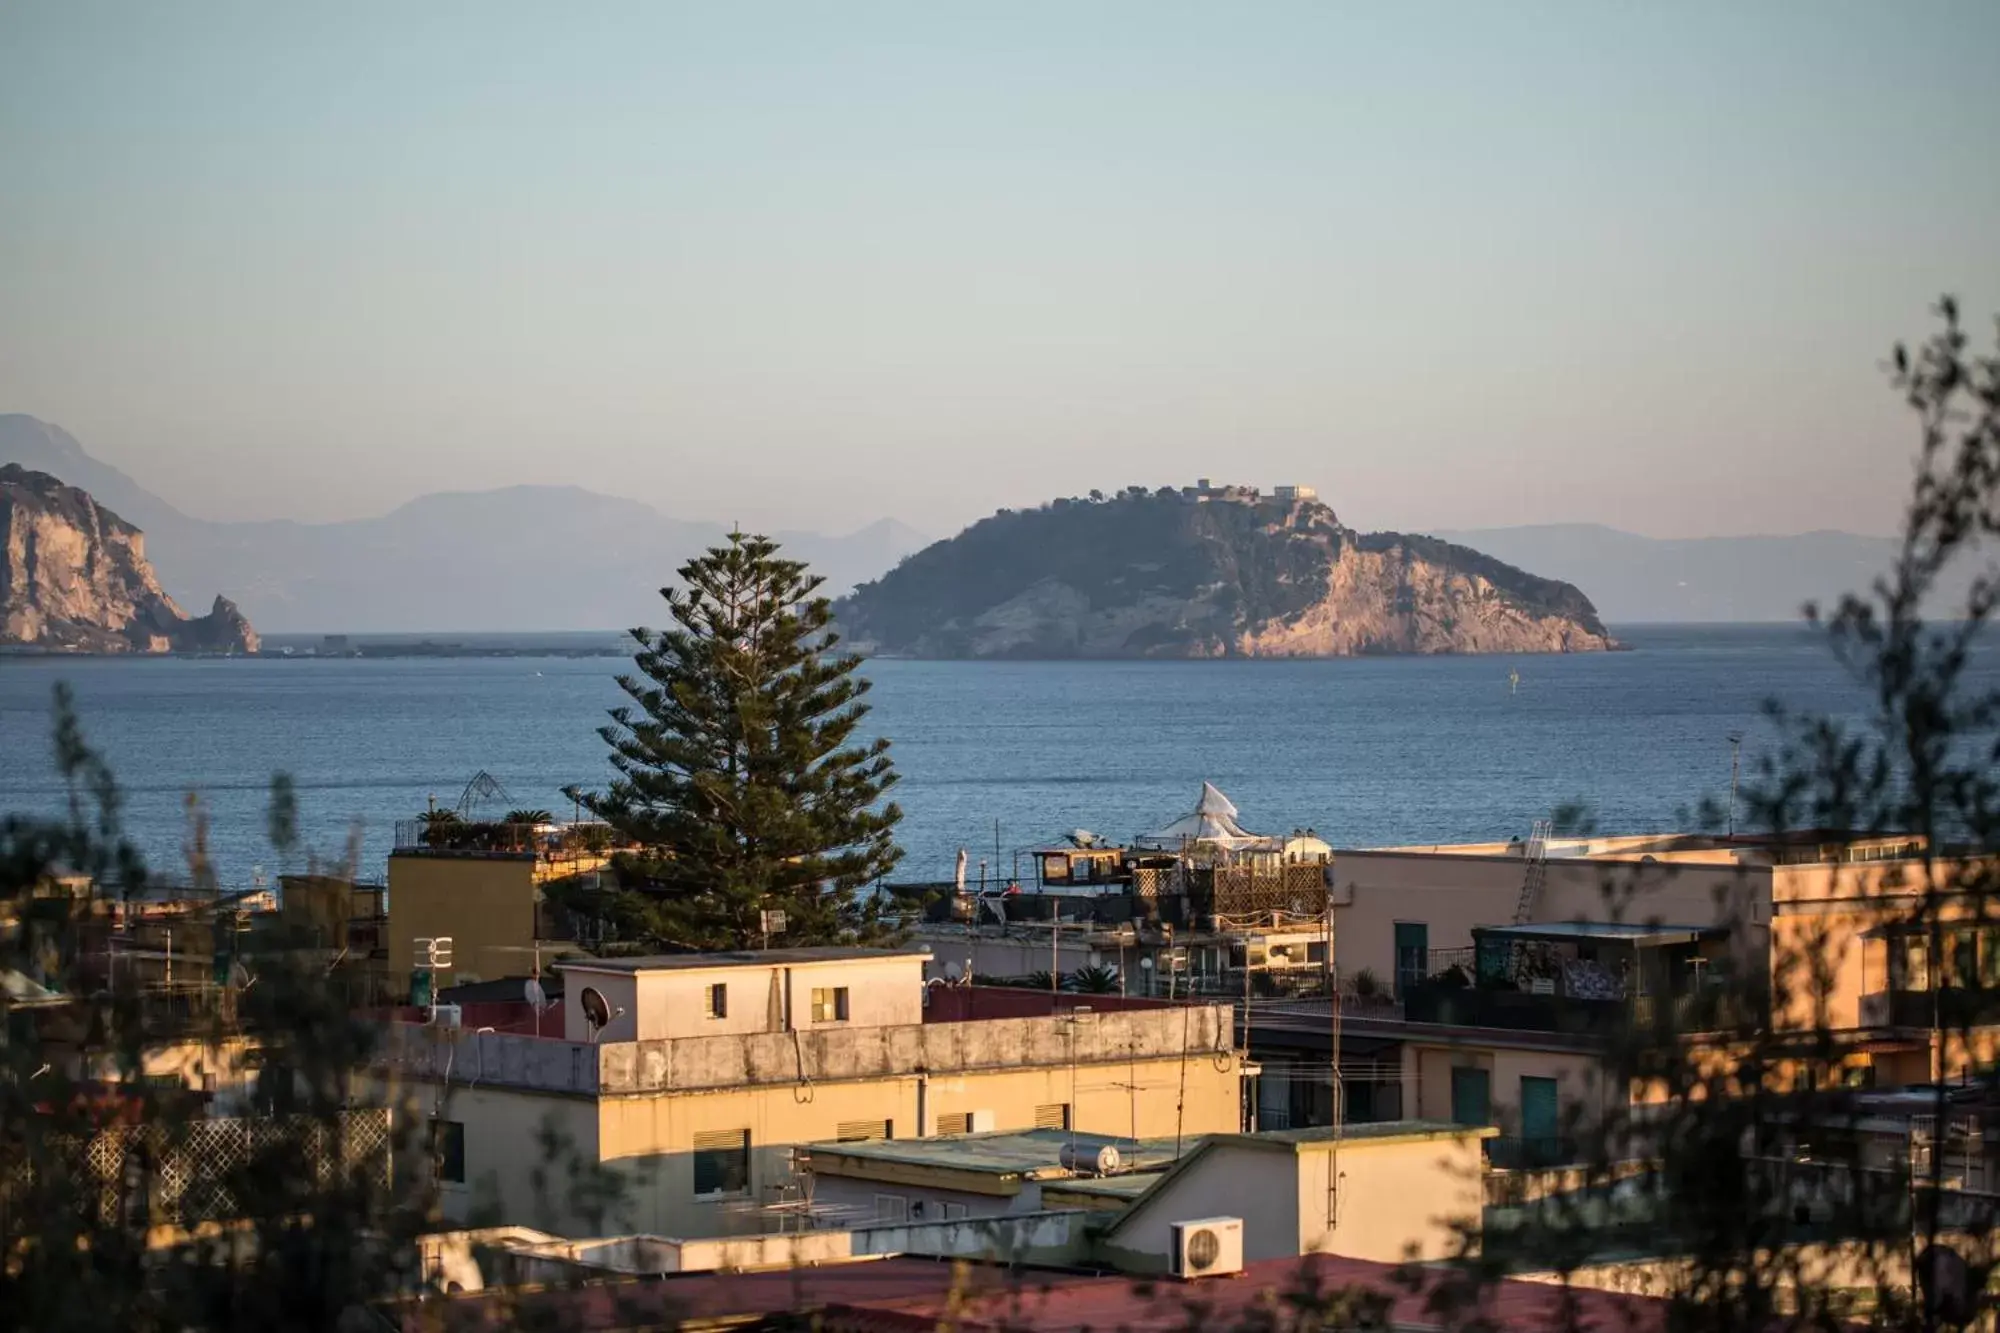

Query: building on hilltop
left=1179, top=478, right=1261, bottom=503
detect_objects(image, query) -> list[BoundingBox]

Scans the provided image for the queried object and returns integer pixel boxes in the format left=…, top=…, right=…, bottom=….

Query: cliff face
left=0, top=465, right=259, bottom=654
left=835, top=490, right=1614, bottom=659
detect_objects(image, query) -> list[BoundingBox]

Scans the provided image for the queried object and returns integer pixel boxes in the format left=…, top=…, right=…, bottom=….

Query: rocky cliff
left=0, top=465, right=259, bottom=654
left=835, top=489, right=1614, bottom=659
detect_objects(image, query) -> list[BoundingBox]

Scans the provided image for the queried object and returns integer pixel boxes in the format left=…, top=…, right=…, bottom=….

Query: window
left=837, top=1119, right=892, bottom=1142
left=1034, top=1103, right=1070, bottom=1131
left=692, top=1128, right=751, bottom=1198
left=1949, top=929, right=1979, bottom=989
left=943, top=1202, right=969, bottom=1221
left=705, top=982, right=728, bottom=1019
left=935, top=1112, right=972, bottom=1136
left=1899, top=936, right=1931, bottom=991
left=1305, top=941, right=1327, bottom=965
left=435, top=1121, right=466, bottom=1184
left=1394, top=922, right=1429, bottom=995
left=1450, top=1067, right=1491, bottom=1127
left=1519, top=1076, right=1560, bottom=1162
left=874, top=1193, right=909, bottom=1222
left=812, top=987, right=850, bottom=1023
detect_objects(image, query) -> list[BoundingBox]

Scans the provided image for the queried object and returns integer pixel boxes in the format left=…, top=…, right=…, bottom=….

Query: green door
left=1450, top=1066, right=1490, bottom=1126
left=1394, top=922, right=1429, bottom=995
left=1520, top=1076, right=1560, bottom=1162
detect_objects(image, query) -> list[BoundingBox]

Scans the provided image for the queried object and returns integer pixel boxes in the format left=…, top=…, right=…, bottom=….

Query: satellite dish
left=524, top=977, right=547, bottom=1011
left=227, top=960, right=252, bottom=989
left=579, top=986, right=611, bottom=1032
left=944, top=961, right=963, bottom=981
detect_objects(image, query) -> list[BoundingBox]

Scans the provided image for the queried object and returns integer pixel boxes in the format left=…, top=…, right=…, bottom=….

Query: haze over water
left=0, top=625, right=1948, bottom=890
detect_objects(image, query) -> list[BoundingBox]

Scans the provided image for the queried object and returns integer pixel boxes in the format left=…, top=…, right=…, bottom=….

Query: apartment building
left=1248, top=830, right=1998, bottom=1164
left=373, top=948, right=1246, bottom=1238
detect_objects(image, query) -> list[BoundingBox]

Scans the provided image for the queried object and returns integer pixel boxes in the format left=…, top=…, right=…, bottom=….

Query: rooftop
left=804, top=1127, right=1188, bottom=1179
left=398, top=1252, right=1670, bottom=1333
left=558, top=946, right=930, bottom=973
left=376, top=994, right=1236, bottom=1097
left=1248, top=1119, right=1489, bottom=1148
left=1477, top=921, right=1726, bottom=948
left=824, top=1253, right=1669, bottom=1333
left=1350, top=829, right=1931, bottom=868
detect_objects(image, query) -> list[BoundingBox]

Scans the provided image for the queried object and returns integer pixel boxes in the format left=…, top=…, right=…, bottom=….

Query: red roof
left=395, top=1256, right=1003, bottom=1331
left=396, top=1253, right=1667, bottom=1333
left=380, top=1001, right=564, bottom=1038
left=818, top=1255, right=1668, bottom=1332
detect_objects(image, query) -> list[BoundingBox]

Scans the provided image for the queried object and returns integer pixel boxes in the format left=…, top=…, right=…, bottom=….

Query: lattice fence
left=1210, top=864, right=1328, bottom=918
left=6, top=1108, right=392, bottom=1230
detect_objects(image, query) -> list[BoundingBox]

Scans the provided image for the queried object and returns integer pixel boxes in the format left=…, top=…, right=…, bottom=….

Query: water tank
left=1059, top=1142, right=1121, bottom=1176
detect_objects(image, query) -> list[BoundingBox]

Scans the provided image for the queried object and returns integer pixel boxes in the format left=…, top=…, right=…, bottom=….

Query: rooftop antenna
left=454, top=770, right=512, bottom=819
left=1727, top=732, right=1745, bottom=837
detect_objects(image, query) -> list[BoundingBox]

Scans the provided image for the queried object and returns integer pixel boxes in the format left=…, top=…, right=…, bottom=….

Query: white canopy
left=0, top=969, right=64, bottom=1007
left=1136, top=782, right=1272, bottom=852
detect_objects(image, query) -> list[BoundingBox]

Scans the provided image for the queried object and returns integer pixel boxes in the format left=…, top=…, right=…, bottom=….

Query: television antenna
left=454, top=770, right=512, bottom=818
left=1726, top=732, right=1745, bottom=837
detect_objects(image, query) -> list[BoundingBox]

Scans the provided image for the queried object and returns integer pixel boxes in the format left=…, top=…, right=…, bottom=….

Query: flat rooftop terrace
left=804, top=1128, right=1188, bottom=1178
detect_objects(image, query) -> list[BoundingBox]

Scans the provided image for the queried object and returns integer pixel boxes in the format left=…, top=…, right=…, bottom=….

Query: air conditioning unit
left=967, top=1109, right=997, bottom=1133
left=1170, top=1217, right=1244, bottom=1279
left=432, top=1004, right=463, bottom=1029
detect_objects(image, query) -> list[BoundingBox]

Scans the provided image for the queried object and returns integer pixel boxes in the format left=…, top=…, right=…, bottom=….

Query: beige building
left=1093, top=1121, right=1491, bottom=1269
left=797, top=1119, right=1489, bottom=1269
left=372, top=949, right=1247, bottom=1239
left=1249, top=831, right=2000, bottom=1160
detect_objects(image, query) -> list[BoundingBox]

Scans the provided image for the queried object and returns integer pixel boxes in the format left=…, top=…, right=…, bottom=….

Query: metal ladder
left=1513, top=819, right=1553, bottom=924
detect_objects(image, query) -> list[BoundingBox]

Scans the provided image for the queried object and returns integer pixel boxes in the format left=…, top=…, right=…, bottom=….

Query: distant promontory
left=0, top=465, right=259, bottom=654
left=833, top=482, right=1614, bottom=659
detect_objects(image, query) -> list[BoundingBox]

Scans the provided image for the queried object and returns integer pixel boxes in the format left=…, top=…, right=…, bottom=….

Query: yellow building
left=386, top=845, right=597, bottom=995
left=1245, top=831, right=2000, bottom=1160
left=370, top=948, right=1248, bottom=1239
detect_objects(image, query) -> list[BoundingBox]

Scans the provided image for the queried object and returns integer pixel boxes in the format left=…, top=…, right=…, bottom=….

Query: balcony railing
left=1403, top=984, right=1762, bottom=1036
left=1860, top=987, right=2000, bottom=1029
left=1404, top=986, right=1627, bottom=1035
left=1486, top=1135, right=1582, bottom=1171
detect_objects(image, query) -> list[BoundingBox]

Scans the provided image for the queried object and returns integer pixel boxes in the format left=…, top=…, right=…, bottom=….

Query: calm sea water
left=0, top=626, right=1935, bottom=888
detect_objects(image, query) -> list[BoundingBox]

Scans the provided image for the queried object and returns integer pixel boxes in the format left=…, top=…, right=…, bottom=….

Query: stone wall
left=377, top=1003, right=1235, bottom=1097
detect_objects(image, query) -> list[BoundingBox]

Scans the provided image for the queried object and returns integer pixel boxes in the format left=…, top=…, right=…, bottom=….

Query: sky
left=2, top=2, right=1997, bottom=541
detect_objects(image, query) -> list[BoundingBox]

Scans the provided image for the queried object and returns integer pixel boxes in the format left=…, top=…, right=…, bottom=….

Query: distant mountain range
left=0, top=415, right=928, bottom=633
left=1, top=414, right=1949, bottom=632
left=1429, top=524, right=1964, bottom=623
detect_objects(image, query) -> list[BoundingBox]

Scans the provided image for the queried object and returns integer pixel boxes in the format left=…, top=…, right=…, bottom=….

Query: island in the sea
left=0, top=465, right=258, bottom=654
left=833, top=481, right=1615, bottom=659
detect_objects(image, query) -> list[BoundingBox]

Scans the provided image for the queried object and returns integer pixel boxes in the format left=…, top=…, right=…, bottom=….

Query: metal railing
left=1485, top=1135, right=1582, bottom=1171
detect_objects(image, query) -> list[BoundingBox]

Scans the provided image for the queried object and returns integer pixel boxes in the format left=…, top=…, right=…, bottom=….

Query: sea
left=0, top=625, right=1957, bottom=891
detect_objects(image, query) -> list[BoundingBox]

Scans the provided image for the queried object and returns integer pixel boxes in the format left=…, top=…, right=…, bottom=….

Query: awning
left=1475, top=922, right=1727, bottom=949
left=1134, top=782, right=1272, bottom=852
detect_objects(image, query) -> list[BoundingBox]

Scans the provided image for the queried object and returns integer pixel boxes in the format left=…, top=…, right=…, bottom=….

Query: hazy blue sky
left=3, top=2, right=1996, bottom=539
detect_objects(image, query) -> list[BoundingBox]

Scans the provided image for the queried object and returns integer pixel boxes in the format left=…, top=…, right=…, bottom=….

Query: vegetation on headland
left=833, top=484, right=1614, bottom=658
